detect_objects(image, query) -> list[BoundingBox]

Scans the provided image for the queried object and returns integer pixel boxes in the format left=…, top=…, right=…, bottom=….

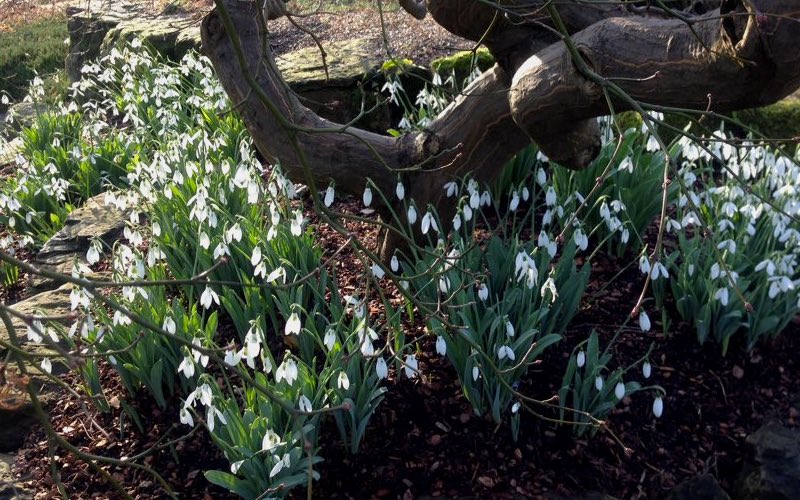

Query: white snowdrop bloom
left=213, top=242, right=229, bottom=260
left=298, top=395, right=313, bottom=413
left=621, top=228, right=630, bottom=244
left=714, top=287, right=730, bottom=306
left=371, top=262, right=385, bottom=279
left=199, top=231, right=210, bottom=249
left=404, top=354, right=419, bottom=379
left=480, top=190, right=492, bottom=207
left=505, top=319, right=515, bottom=338
left=376, top=357, right=388, bottom=379
left=522, top=186, right=530, bottom=201
left=509, top=191, right=520, bottom=211
left=363, top=186, right=373, bottom=207
left=477, top=283, right=489, bottom=302
left=224, top=349, right=242, bottom=367
left=407, top=205, right=417, bottom=224
left=113, top=310, right=132, bottom=326
left=497, top=345, right=516, bottom=361
left=162, top=316, right=176, bottom=334
left=710, top=262, right=721, bottom=280
left=324, top=185, right=335, bottom=207
left=639, top=255, right=651, bottom=275
left=26, top=321, right=44, bottom=343
left=86, top=239, right=102, bottom=265
left=290, top=210, right=303, bottom=236
left=452, top=213, right=462, bottom=231
left=472, top=366, right=480, bottom=381
left=541, top=277, right=558, bottom=303
left=574, top=229, right=589, bottom=252
left=178, top=355, right=195, bottom=378
left=615, top=382, right=626, bottom=400
left=594, top=376, right=604, bottom=391
left=436, top=336, right=447, bottom=356
left=40, top=357, right=52, bottom=374
left=230, top=460, right=244, bottom=475
left=390, top=255, right=400, bottom=273
left=285, top=311, right=302, bottom=336
left=0, top=94, right=8, bottom=105
left=192, top=338, right=209, bottom=368
left=639, top=310, right=652, bottom=332
left=200, top=286, right=219, bottom=309
left=653, top=396, right=664, bottom=418
left=421, top=210, right=436, bottom=234
left=650, top=261, right=669, bottom=280
left=262, top=429, right=284, bottom=453
left=545, top=187, right=557, bottom=206
left=266, top=266, right=286, bottom=284
left=600, top=202, right=611, bottom=221
left=717, top=239, right=737, bottom=254
left=179, top=406, right=194, bottom=427
left=619, top=156, right=634, bottom=173
left=337, top=371, right=350, bottom=390
left=642, top=361, right=652, bottom=379
left=269, top=454, right=291, bottom=478
left=225, top=223, right=242, bottom=243
left=396, top=181, right=405, bottom=200
left=324, top=328, right=336, bottom=351
left=577, top=350, right=586, bottom=368
left=469, top=189, right=480, bottom=209
left=275, top=358, right=298, bottom=386
left=463, top=204, right=473, bottom=222
left=646, top=135, right=660, bottom=152
left=536, top=167, right=547, bottom=186
left=247, top=180, right=259, bottom=204
left=444, top=181, right=458, bottom=197
left=251, top=246, right=262, bottom=267
left=438, top=275, right=450, bottom=294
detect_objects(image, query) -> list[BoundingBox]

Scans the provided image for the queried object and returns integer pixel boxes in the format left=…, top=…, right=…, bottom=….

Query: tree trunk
left=201, top=0, right=800, bottom=259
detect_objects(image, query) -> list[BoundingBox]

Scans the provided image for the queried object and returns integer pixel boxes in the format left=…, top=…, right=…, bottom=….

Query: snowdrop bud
left=595, top=376, right=604, bottom=391
left=396, top=181, right=405, bottom=200
left=653, top=396, right=664, bottom=418
left=477, top=283, right=489, bottom=302
left=363, top=186, right=372, bottom=207
left=376, top=357, right=388, bottom=379
left=404, top=354, right=419, bottom=379
left=576, top=350, right=586, bottom=368
left=639, top=310, right=651, bottom=332
left=435, top=336, right=447, bottom=356
left=472, top=366, right=480, bottom=381
left=324, top=185, right=335, bottom=207
left=390, top=255, right=399, bottom=272
left=407, top=205, right=417, bottom=224
left=614, top=382, right=625, bottom=400
left=642, top=361, right=652, bottom=379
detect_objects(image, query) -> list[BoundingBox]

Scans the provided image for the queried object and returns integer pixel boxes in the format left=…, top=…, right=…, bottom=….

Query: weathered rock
left=0, top=453, right=31, bottom=499
left=4, top=102, right=52, bottom=134
left=735, top=422, right=800, bottom=500
left=0, top=138, right=22, bottom=167
left=667, top=474, right=730, bottom=500
left=66, top=1, right=148, bottom=82
left=100, top=19, right=201, bottom=63
left=0, top=285, right=73, bottom=361
left=32, top=193, right=127, bottom=292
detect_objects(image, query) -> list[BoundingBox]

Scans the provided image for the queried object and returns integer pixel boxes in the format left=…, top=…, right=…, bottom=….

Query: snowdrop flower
left=269, top=454, right=291, bottom=478
left=650, top=261, right=669, bottom=280
left=576, top=350, right=586, bottom=368
left=199, top=231, right=210, bottom=249
left=407, top=205, right=417, bottom=224
left=324, top=185, right=335, bottom=207
left=714, top=287, right=730, bottom=306
left=438, top=276, right=450, bottom=293
left=404, top=354, right=419, bottom=379
left=26, top=321, right=44, bottom=343
left=40, top=357, right=52, bottom=374
left=614, top=382, right=625, bottom=400
left=224, top=349, right=242, bottom=367
left=477, top=283, right=489, bottom=302
left=619, top=156, right=634, bottom=173
left=261, top=429, right=283, bottom=453
left=421, top=210, right=438, bottom=234
left=363, top=186, right=372, bottom=207
left=162, top=316, right=176, bottom=335
left=594, top=376, right=604, bottom=391
left=376, top=357, right=388, bottom=379
left=285, top=311, right=301, bottom=336
left=230, top=460, right=244, bottom=475
left=298, top=395, right=313, bottom=413
left=86, top=239, right=102, bottom=265
left=509, top=191, right=520, bottom=211
left=541, top=277, right=558, bottom=303
left=390, top=255, right=399, bottom=272
left=497, top=345, right=516, bottom=361
left=371, top=262, right=385, bottom=279
left=444, top=181, right=458, bottom=197
left=337, top=371, right=350, bottom=390
left=472, top=366, right=480, bottom=381
left=200, top=286, right=219, bottom=309
left=536, top=167, right=547, bottom=185
left=251, top=245, right=263, bottom=267
left=435, top=336, right=447, bottom=356
left=522, top=186, right=530, bottom=202
left=653, top=396, right=664, bottom=418
left=178, top=355, right=195, bottom=378
left=275, top=358, right=298, bottom=386
left=504, top=318, right=515, bottom=338
left=323, top=328, right=336, bottom=351
left=452, top=212, right=462, bottom=231
left=225, top=223, right=242, bottom=243
left=266, top=266, right=286, bottom=284
left=545, top=187, right=557, bottom=206
left=396, top=181, right=405, bottom=200
left=639, top=310, right=651, bottom=332
left=290, top=209, right=303, bottom=236
left=642, top=361, right=652, bottom=379
left=179, top=406, right=194, bottom=427
left=639, top=255, right=651, bottom=275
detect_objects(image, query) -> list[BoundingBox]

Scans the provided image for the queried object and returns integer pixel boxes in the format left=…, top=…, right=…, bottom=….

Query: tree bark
left=201, top=0, right=800, bottom=259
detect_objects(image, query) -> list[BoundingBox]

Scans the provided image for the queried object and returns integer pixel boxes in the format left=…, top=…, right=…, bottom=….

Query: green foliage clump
left=0, top=15, right=68, bottom=112
left=431, top=47, right=494, bottom=79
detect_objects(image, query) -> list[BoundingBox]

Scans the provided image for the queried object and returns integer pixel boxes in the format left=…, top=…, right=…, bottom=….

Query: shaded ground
left=13, top=195, right=800, bottom=499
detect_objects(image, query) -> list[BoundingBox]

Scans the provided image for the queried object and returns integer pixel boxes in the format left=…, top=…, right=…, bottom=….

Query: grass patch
left=0, top=14, right=68, bottom=113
